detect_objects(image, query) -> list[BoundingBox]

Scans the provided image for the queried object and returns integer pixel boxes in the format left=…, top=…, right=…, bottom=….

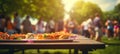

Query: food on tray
left=0, top=32, right=9, bottom=40
left=25, top=33, right=34, bottom=39
left=0, top=32, right=76, bottom=40
left=10, top=34, right=26, bottom=40
left=36, top=34, right=44, bottom=40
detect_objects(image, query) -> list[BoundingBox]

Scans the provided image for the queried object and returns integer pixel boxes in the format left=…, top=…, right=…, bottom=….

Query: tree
left=103, top=3, right=120, bottom=22
left=28, top=0, right=64, bottom=20
left=114, top=3, right=120, bottom=18
left=0, top=0, right=65, bottom=21
left=0, top=0, right=25, bottom=15
left=70, top=1, right=102, bottom=23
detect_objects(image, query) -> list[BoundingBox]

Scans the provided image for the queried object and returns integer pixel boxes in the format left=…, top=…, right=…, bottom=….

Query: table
left=0, top=36, right=105, bottom=54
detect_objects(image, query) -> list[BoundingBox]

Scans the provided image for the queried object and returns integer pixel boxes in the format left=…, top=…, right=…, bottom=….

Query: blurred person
left=48, top=18, right=55, bottom=33
left=81, top=20, right=90, bottom=37
left=13, top=12, right=21, bottom=33
left=0, top=14, right=6, bottom=32
left=105, top=18, right=113, bottom=39
left=71, top=19, right=79, bottom=34
left=113, top=20, right=119, bottom=38
left=5, top=16, right=15, bottom=35
left=45, top=22, right=51, bottom=33
left=55, top=18, right=64, bottom=32
left=22, top=16, right=32, bottom=34
left=66, top=18, right=76, bottom=33
left=36, top=17, right=45, bottom=33
left=93, top=13, right=102, bottom=41
left=87, top=16, right=95, bottom=39
left=78, top=25, right=84, bottom=35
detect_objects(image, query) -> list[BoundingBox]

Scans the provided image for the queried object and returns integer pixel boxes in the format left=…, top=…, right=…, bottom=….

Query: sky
left=84, top=0, right=120, bottom=11
left=62, top=0, right=120, bottom=20
left=62, top=0, right=120, bottom=12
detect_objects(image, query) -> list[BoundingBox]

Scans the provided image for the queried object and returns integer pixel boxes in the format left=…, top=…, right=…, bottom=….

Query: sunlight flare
left=62, top=0, right=78, bottom=20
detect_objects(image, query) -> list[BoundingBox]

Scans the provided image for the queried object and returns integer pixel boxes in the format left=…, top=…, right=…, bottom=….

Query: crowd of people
left=0, top=12, right=66, bottom=34
left=0, top=12, right=120, bottom=41
left=80, top=13, right=120, bottom=41
left=105, top=18, right=120, bottom=40
left=80, top=13, right=103, bottom=41
left=0, top=13, right=21, bottom=34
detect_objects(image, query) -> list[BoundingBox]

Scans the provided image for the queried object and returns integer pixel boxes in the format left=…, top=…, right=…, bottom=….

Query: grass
left=15, top=49, right=76, bottom=54
left=92, top=46, right=120, bottom=54
left=0, top=49, right=79, bottom=54
left=0, top=36, right=120, bottom=54
left=101, top=36, right=120, bottom=44
left=92, top=36, right=120, bottom=54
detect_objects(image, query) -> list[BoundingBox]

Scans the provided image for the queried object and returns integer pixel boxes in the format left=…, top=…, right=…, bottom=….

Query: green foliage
left=101, top=36, right=120, bottom=44
left=70, top=1, right=102, bottom=24
left=92, top=36, right=120, bottom=54
left=114, top=3, right=120, bottom=16
left=0, top=0, right=24, bottom=15
left=0, top=0, right=64, bottom=21
left=113, top=3, right=120, bottom=21
left=103, top=3, right=120, bottom=22
left=92, top=46, right=120, bottom=54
